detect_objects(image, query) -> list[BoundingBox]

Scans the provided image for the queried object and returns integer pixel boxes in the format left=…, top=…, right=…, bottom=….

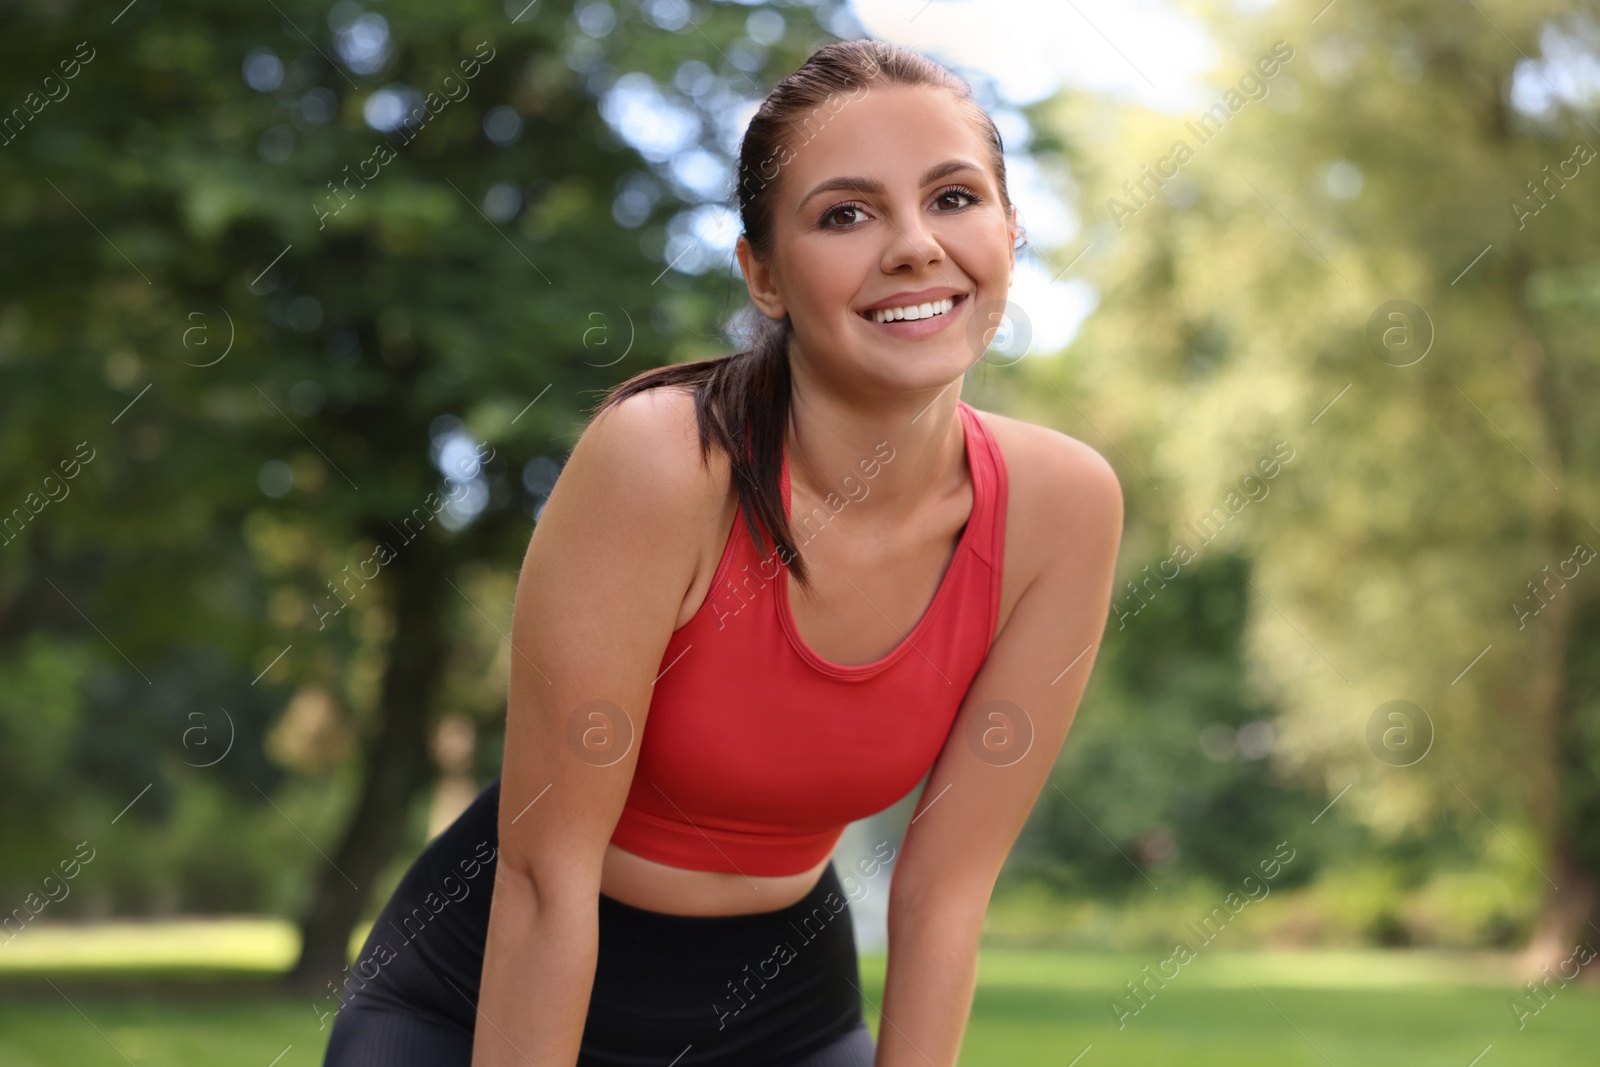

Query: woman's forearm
left=471, top=862, right=600, bottom=1067
left=873, top=895, right=986, bottom=1067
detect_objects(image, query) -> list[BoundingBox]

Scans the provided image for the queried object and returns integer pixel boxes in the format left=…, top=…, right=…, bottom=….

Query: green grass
left=1, top=919, right=1595, bottom=1065
left=955, top=947, right=1594, bottom=1065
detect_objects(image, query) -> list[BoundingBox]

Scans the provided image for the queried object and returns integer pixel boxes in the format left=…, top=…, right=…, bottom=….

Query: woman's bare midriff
left=599, top=841, right=834, bottom=915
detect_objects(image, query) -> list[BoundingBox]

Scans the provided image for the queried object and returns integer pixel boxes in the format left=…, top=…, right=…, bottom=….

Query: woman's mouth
left=858, top=293, right=969, bottom=338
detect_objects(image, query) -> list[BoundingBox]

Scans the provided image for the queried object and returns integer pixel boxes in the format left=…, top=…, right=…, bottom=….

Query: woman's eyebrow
left=796, top=159, right=985, bottom=211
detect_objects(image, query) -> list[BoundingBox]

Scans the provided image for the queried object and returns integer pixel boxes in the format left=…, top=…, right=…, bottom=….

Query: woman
left=323, top=37, right=1122, bottom=1067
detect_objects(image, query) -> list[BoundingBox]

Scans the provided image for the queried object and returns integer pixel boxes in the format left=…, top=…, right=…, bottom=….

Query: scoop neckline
left=775, top=400, right=983, bottom=678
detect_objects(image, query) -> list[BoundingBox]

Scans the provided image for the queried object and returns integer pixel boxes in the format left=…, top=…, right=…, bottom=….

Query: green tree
left=1028, top=0, right=1600, bottom=964
left=0, top=0, right=851, bottom=989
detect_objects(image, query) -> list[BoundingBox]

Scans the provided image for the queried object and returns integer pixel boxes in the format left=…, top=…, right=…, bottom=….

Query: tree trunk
left=1520, top=587, right=1600, bottom=981
left=1521, top=845, right=1600, bottom=981
left=1507, top=318, right=1600, bottom=978
left=282, top=534, right=452, bottom=992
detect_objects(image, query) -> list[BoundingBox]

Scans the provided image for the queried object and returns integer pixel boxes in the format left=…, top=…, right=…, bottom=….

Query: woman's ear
left=735, top=235, right=788, bottom=320
left=1009, top=205, right=1021, bottom=273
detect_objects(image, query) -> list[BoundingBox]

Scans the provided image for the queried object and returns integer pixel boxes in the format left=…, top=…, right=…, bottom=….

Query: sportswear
left=321, top=776, right=875, bottom=1066
left=606, top=399, right=1009, bottom=876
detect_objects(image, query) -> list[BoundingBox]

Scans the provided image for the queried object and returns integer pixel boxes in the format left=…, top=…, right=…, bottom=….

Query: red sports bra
left=605, top=399, right=1008, bottom=876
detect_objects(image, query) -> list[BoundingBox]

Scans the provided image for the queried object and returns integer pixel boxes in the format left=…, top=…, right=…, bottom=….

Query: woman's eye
left=820, top=187, right=979, bottom=229
left=938, top=187, right=979, bottom=209
left=822, top=204, right=866, bottom=228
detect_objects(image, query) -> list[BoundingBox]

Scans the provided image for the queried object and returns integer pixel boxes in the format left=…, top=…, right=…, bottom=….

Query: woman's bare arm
left=876, top=431, right=1123, bottom=1067
left=471, top=387, right=721, bottom=1066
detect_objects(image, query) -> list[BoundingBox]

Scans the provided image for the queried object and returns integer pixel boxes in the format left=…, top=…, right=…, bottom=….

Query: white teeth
left=869, top=296, right=956, bottom=323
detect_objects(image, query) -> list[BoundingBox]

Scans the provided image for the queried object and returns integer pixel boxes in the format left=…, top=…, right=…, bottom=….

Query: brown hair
left=591, top=38, right=1025, bottom=591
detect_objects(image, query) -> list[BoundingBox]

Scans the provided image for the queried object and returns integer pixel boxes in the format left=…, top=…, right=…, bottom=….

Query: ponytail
left=590, top=305, right=812, bottom=590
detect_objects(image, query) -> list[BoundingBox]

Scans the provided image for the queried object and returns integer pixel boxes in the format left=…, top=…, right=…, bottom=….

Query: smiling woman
left=323, top=36, right=1122, bottom=1067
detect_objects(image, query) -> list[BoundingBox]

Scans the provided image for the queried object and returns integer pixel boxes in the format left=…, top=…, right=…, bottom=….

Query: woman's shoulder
left=584, top=383, right=739, bottom=583
left=587, top=383, right=734, bottom=501
left=967, top=405, right=1121, bottom=497
left=967, top=405, right=1124, bottom=583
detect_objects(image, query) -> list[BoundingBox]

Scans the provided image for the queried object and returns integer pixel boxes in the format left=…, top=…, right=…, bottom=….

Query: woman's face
left=736, top=83, right=1018, bottom=396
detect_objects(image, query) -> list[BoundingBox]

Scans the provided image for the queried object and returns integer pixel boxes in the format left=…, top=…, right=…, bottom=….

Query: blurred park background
left=3, top=0, right=1600, bottom=1062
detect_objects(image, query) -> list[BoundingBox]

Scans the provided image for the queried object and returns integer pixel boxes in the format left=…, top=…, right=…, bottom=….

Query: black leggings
left=321, top=776, right=876, bottom=1066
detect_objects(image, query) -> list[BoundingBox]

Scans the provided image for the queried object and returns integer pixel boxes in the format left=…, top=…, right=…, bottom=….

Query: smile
left=863, top=295, right=958, bottom=324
